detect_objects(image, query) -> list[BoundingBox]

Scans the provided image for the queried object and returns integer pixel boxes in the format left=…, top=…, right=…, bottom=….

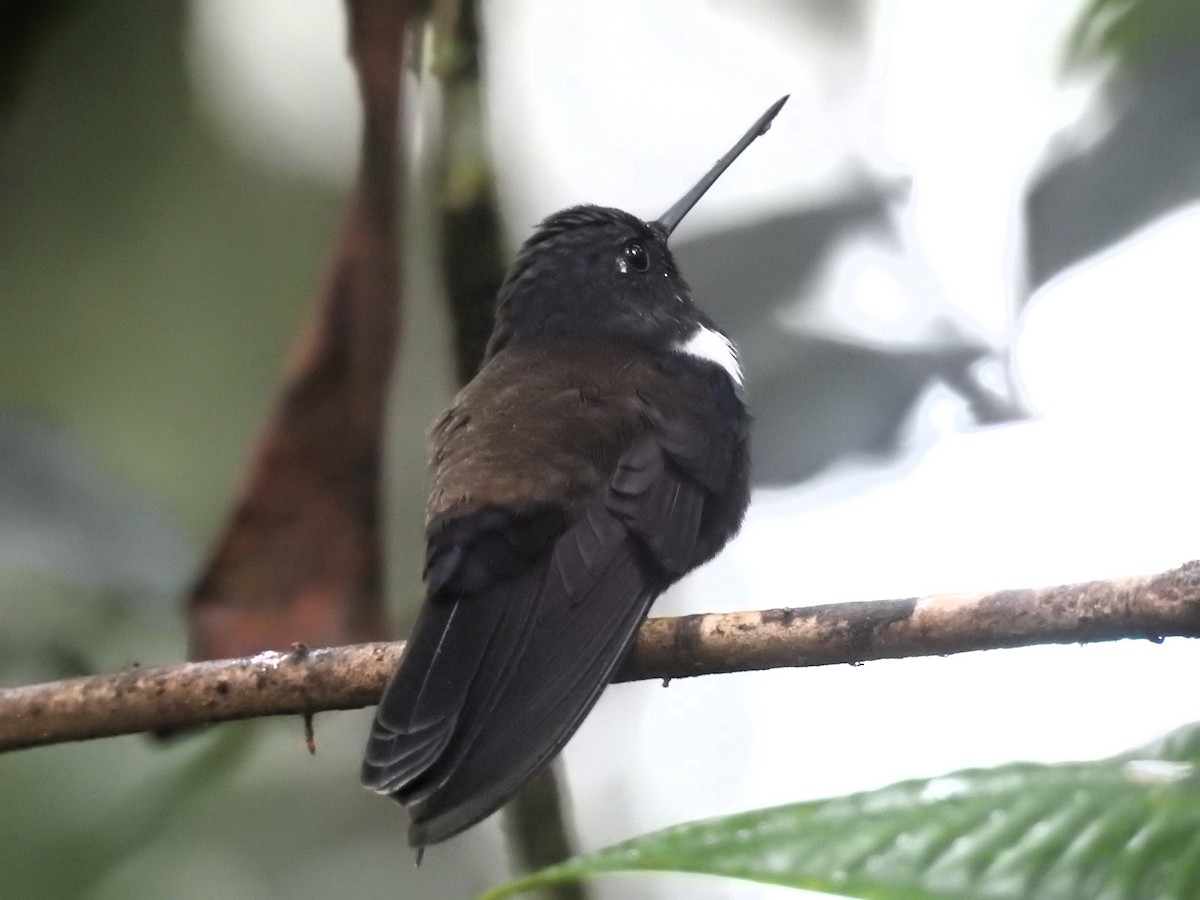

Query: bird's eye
left=618, top=241, right=650, bottom=273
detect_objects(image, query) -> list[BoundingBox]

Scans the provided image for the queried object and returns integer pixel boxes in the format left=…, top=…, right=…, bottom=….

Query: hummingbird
left=362, top=96, right=787, bottom=849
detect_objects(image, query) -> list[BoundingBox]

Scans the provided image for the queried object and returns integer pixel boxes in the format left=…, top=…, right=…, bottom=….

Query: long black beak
left=655, top=95, right=789, bottom=237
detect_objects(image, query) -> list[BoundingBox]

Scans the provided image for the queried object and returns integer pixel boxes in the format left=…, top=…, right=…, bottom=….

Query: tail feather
left=406, top=511, right=659, bottom=845
left=363, top=428, right=726, bottom=847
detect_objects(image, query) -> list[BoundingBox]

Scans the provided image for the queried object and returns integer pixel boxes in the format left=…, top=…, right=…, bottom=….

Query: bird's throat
left=675, top=326, right=743, bottom=387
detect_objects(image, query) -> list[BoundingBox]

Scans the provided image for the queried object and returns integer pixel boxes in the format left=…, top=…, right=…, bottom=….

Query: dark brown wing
left=361, top=340, right=749, bottom=847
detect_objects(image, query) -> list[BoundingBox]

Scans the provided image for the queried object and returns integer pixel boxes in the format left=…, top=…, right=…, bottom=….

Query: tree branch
left=3, top=561, right=1199, bottom=753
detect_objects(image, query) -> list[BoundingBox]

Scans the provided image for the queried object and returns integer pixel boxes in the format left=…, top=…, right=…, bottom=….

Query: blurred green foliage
left=0, top=0, right=339, bottom=533
left=0, top=1, right=482, bottom=896
left=1066, top=0, right=1200, bottom=72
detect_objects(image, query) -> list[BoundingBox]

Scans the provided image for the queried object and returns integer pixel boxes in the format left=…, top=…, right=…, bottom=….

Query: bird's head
left=487, top=205, right=695, bottom=353
left=484, top=96, right=788, bottom=359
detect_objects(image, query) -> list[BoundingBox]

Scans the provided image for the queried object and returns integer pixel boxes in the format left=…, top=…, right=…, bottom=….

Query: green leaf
left=482, top=722, right=1200, bottom=900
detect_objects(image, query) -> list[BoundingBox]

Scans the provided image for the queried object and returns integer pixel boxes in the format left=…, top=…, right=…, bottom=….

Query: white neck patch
left=675, top=325, right=743, bottom=387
